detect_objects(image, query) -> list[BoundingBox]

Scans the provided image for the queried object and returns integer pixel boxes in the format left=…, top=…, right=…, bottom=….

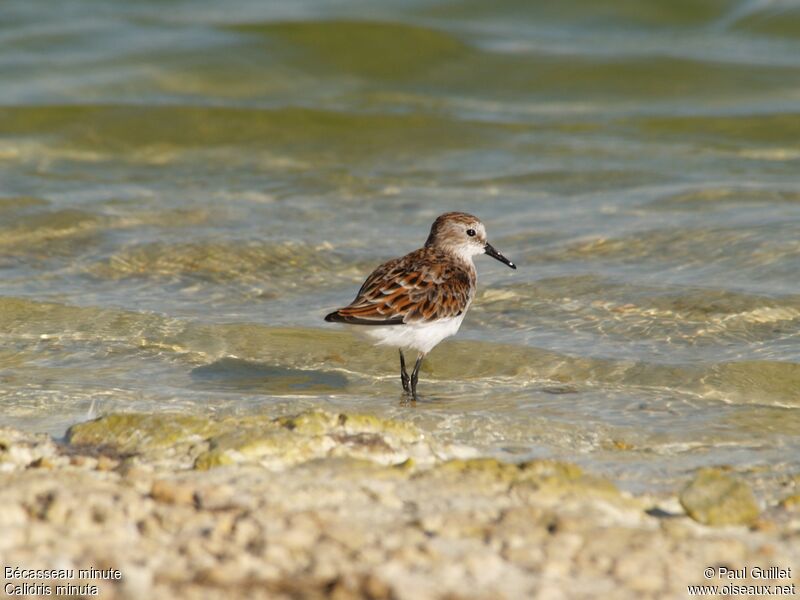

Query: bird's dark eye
left=466, top=229, right=476, bottom=237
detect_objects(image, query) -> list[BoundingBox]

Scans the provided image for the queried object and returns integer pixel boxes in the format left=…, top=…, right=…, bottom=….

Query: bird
left=324, top=212, right=516, bottom=400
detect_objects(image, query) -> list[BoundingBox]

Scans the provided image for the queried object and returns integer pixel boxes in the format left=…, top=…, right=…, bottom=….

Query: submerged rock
left=679, top=468, right=760, bottom=526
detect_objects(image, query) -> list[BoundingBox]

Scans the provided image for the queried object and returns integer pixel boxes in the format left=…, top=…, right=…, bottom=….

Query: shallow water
left=2, top=0, right=800, bottom=497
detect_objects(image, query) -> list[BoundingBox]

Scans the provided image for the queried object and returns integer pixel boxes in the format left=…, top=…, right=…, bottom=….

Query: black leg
left=410, top=354, right=424, bottom=401
left=399, top=350, right=410, bottom=393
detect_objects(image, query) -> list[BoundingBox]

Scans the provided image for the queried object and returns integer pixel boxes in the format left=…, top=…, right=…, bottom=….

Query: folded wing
left=324, top=249, right=473, bottom=326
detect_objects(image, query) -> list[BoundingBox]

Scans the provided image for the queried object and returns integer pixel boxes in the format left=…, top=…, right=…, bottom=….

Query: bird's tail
left=324, top=310, right=345, bottom=323
left=324, top=309, right=404, bottom=326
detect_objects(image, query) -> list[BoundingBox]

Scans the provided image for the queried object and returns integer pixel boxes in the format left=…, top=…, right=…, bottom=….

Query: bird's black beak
left=484, top=242, right=516, bottom=269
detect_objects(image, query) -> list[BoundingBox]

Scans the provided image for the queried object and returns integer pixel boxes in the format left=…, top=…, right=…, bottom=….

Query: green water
left=2, top=0, right=800, bottom=497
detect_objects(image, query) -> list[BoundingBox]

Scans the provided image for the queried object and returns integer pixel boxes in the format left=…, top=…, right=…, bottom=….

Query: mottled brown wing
left=325, top=249, right=473, bottom=325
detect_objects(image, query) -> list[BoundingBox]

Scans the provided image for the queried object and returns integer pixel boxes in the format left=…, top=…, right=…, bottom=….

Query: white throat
left=447, top=243, right=484, bottom=266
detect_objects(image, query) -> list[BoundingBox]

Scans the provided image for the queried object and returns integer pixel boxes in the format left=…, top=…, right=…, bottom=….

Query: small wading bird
left=325, top=212, right=516, bottom=400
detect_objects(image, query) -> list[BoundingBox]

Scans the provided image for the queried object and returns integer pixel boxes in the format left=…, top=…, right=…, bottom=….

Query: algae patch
left=230, top=20, right=470, bottom=80
left=67, top=413, right=217, bottom=454
left=195, top=410, right=430, bottom=470
left=65, top=410, right=433, bottom=471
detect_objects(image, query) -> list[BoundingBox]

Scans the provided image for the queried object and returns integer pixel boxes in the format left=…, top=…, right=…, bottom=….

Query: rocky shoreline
left=1, top=410, right=798, bottom=599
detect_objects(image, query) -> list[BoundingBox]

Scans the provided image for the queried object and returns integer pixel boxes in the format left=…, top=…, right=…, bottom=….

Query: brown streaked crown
left=425, top=212, right=485, bottom=248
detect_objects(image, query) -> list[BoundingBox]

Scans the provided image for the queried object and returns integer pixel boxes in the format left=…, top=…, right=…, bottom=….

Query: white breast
left=356, top=312, right=467, bottom=355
